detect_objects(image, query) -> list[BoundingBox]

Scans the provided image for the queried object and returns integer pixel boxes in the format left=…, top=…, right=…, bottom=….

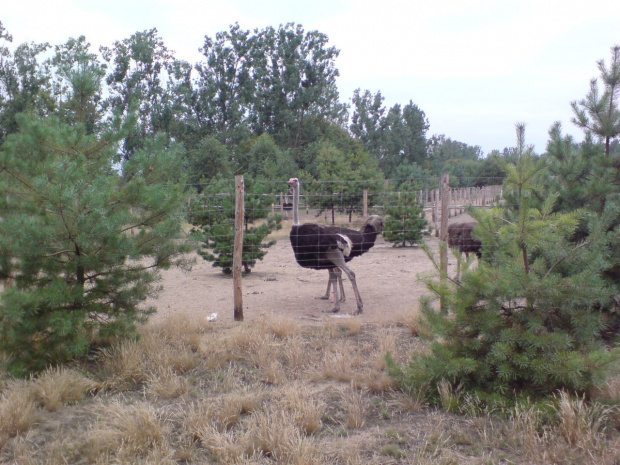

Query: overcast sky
left=2, top=0, right=619, bottom=155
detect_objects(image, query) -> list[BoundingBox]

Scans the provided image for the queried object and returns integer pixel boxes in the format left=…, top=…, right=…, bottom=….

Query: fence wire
left=186, top=179, right=503, bottom=261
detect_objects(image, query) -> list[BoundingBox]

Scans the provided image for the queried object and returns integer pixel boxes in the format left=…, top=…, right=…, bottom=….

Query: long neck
left=292, top=181, right=300, bottom=226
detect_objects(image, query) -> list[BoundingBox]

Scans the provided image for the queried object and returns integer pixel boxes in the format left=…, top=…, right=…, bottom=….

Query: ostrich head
left=362, top=215, right=385, bottom=234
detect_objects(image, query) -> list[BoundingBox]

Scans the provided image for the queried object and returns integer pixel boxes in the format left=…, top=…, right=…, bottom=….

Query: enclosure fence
left=188, top=175, right=503, bottom=320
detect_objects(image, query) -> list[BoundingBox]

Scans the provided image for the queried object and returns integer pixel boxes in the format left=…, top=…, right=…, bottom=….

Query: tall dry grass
left=85, top=399, right=170, bottom=461
left=2, top=311, right=620, bottom=464
left=31, top=366, right=101, bottom=412
left=0, top=383, right=38, bottom=449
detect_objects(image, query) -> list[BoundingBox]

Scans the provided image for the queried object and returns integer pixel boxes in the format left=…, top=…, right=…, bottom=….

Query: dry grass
left=2, top=313, right=620, bottom=464
left=0, top=383, right=38, bottom=449
left=31, top=366, right=101, bottom=412
left=279, top=383, right=326, bottom=435
left=324, top=316, right=363, bottom=337
left=340, top=386, right=369, bottom=429
left=98, top=339, right=148, bottom=392
left=85, top=399, right=170, bottom=461
left=145, top=367, right=190, bottom=400
left=399, top=306, right=423, bottom=336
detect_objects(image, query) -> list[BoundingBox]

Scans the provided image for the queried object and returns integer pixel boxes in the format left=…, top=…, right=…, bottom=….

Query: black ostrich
left=288, top=177, right=384, bottom=314
left=319, top=214, right=385, bottom=304
left=447, top=222, right=482, bottom=280
left=447, top=222, right=482, bottom=259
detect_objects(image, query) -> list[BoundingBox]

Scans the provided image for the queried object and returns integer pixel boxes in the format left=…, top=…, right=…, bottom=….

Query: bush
left=383, top=190, right=427, bottom=247
left=191, top=179, right=282, bottom=274
left=389, top=136, right=620, bottom=403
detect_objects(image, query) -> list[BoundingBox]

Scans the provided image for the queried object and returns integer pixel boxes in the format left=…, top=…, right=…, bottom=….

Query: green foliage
left=186, top=137, right=234, bottom=189
left=390, top=162, right=437, bottom=190
left=303, top=140, right=384, bottom=223
left=0, top=31, right=54, bottom=144
left=50, top=36, right=106, bottom=133
left=0, top=114, right=191, bottom=375
left=350, top=90, right=430, bottom=178
left=194, top=23, right=346, bottom=149
left=545, top=106, right=620, bottom=337
left=570, top=45, right=620, bottom=156
left=427, top=134, right=483, bottom=180
left=383, top=189, right=427, bottom=247
left=191, top=180, right=282, bottom=274
left=100, top=28, right=175, bottom=159
left=390, top=125, right=619, bottom=403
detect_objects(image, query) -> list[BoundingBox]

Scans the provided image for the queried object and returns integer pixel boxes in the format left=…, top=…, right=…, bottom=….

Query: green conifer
left=0, top=114, right=191, bottom=374
left=389, top=125, right=619, bottom=402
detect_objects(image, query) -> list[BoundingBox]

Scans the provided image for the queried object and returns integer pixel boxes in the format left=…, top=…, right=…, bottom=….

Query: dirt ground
left=148, top=212, right=469, bottom=326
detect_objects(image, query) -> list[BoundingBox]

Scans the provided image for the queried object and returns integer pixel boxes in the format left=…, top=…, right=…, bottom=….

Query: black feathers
left=447, top=222, right=482, bottom=258
left=289, top=218, right=383, bottom=271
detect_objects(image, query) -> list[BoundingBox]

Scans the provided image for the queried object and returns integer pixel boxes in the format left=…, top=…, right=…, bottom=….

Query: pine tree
left=545, top=47, right=620, bottom=337
left=388, top=125, right=619, bottom=402
left=0, top=114, right=191, bottom=374
left=192, top=179, right=281, bottom=274
left=571, top=45, right=620, bottom=156
left=383, top=187, right=427, bottom=247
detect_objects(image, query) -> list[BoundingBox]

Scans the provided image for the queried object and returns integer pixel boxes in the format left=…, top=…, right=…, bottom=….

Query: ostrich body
left=319, top=216, right=384, bottom=302
left=288, top=178, right=383, bottom=314
left=447, top=222, right=481, bottom=280
left=447, top=222, right=481, bottom=258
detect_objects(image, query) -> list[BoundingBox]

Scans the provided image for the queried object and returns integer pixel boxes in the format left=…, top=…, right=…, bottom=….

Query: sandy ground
left=147, top=213, right=465, bottom=326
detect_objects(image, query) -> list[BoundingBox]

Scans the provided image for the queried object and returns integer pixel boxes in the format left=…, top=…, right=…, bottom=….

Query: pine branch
left=543, top=240, right=589, bottom=280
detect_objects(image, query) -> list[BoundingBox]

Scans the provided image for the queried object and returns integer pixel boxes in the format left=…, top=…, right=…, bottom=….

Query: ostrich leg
left=321, top=268, right=346, bottom=302
left=326, top=268, right=341, bottom=312
left=324, top=249, right=363, bottom=315
left=335, top=268, right=346, bottom=302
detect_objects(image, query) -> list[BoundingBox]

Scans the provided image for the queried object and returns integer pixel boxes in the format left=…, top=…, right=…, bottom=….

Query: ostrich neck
left=292, top=182, right=300, bottom=226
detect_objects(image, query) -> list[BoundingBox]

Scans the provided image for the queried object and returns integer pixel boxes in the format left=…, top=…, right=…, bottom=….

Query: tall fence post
left=439, top=174, right=450, bottom=314
left=233, top=175, right=244, bottom=321
left=363, top=189, right=368, bottom=217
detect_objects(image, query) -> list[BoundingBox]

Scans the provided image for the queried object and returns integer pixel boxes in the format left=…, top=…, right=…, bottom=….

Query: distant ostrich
left=447, top=222, right=482, bottom=280
left=288, top=177, right=384, bottom=314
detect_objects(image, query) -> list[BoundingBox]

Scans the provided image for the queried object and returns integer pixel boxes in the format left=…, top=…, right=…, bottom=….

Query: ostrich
left=447, top=221, right=482, bottom=280
left=319, top=215, right=384, bottom=303
left=288, top=177, right=384, bottom=314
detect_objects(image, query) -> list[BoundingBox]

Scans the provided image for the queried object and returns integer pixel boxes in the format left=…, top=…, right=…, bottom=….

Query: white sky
left=2, top=0, right=620, bottom=155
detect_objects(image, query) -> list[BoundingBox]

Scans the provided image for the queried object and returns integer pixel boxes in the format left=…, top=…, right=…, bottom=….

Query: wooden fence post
left=433, top=189, right=439, bottom=237
left=363, top=189, right=368, bottom=217
left=233, top=175, right=244, bottom=321
left=440, top=174, right=450, bottom=314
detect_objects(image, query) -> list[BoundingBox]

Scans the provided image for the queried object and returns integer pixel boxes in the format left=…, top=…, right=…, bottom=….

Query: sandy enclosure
left=146, top=212, right=468, bottom=326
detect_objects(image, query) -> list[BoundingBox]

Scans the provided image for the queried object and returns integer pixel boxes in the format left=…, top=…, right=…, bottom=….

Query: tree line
left=0, top=21, right=501, bottom=191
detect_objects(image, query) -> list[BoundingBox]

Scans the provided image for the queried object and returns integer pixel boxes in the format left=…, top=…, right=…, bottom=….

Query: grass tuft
left=31, top=366, right=100, bottom=412
left=85, top=399, right=169, bottom=461
left=0, top=383, right=38, bottom=449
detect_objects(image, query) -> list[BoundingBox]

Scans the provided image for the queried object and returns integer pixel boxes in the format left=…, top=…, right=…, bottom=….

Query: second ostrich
left=447, top=222, right=482, bottom=280
left=288, top=177, right=383, bottom=315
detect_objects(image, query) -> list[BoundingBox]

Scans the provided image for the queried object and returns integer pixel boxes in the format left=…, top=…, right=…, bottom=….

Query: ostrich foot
left=318, top=294, right=330, bottom=300
left=353, top=307, right=363, bottom=316
left=322, top=307, right=340, bottom=313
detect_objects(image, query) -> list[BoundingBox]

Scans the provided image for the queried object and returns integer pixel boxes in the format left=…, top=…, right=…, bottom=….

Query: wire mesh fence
left=186, top=177, right=503, bottom=263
